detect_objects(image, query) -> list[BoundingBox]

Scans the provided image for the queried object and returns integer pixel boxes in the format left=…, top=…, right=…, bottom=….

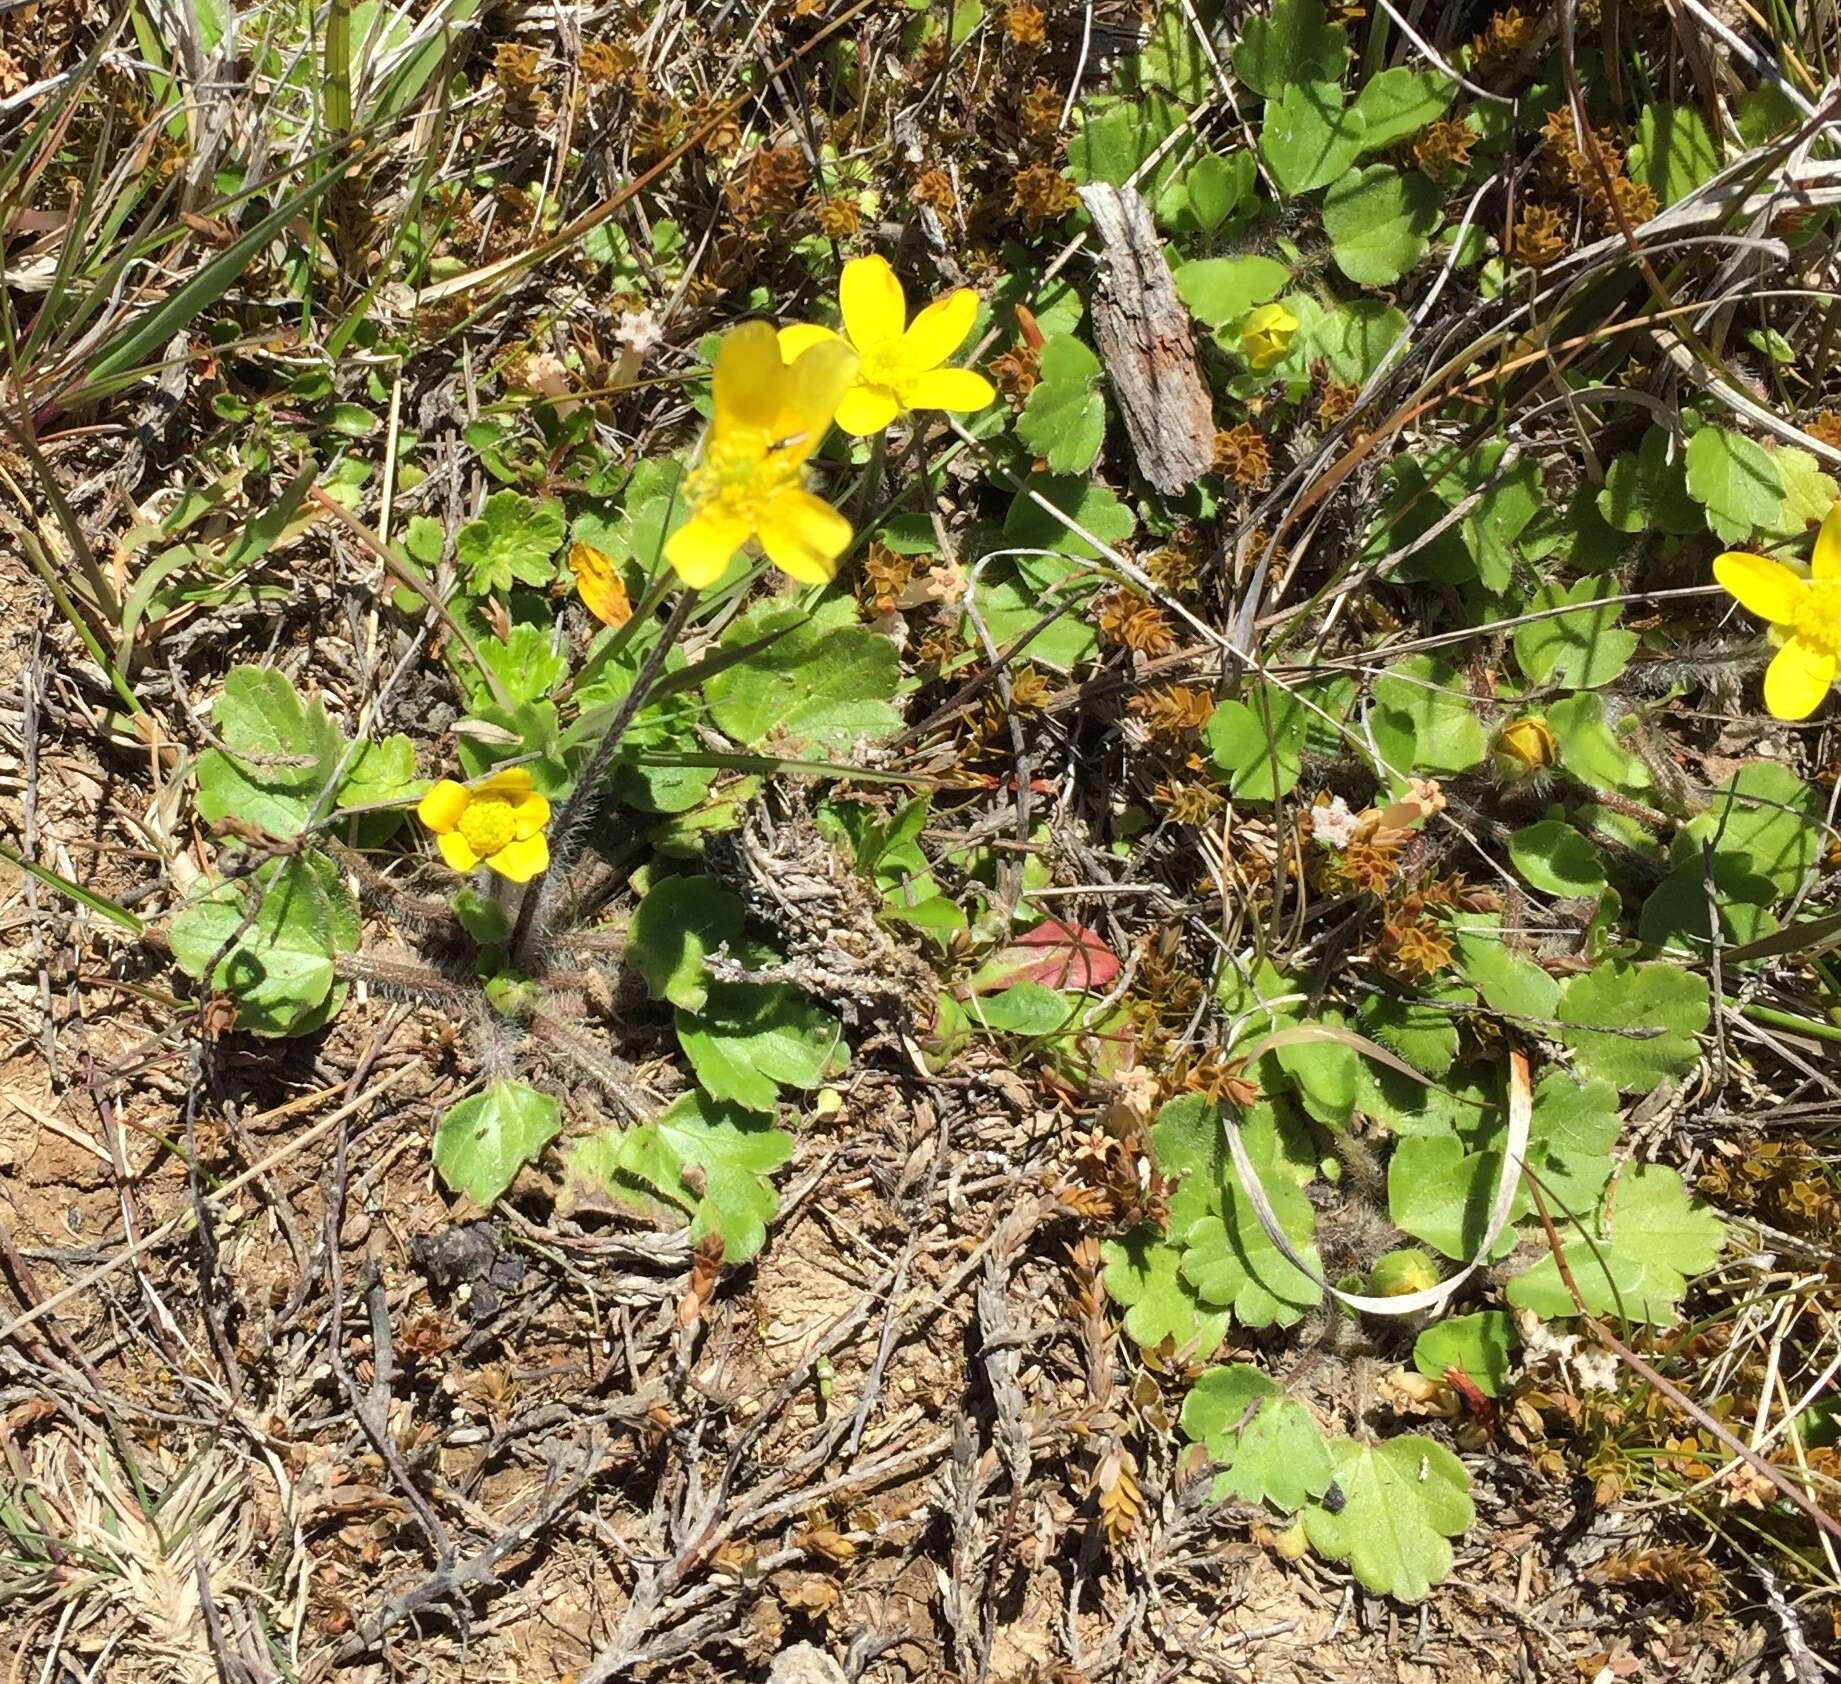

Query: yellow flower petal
left=758, top=488, right=853, bottom=585
left=778, top=322, right=842, bottom=363
left=839, top=254, right=906, bottom=352
left=570, top=540, right=633, bottom=628
left=1765, top=636, right=1836, bottom=721
left=1244, top=302, right=1298, bottom=337
left=474, top=766, right=535, bottom=800
left=1812, top=500, right=1841, bottom=581
left=417, top=779, right=471, bottom=835
left=489, top=831, right=551, bottom=883
left=1714, top=550, right=1807, bottom=625
left=712, top=320, right=784, bottom=431
left=511, top=792, right=550, bottom=840
left=834, top=383, right=903, bottom=437
left=897, top=365, right=996, bottom=414
left=437, top=830, right=482, bottom=872
left=898, top=287, right=978, bottom=372
left=777, top=339, right=859, bottom=460
left=665, top=511, right=754, bottom=588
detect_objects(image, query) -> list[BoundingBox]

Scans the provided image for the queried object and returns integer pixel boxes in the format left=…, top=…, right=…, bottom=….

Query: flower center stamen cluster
left=1793, top=581, right=1841, bottom=659
left=685, top=425, right=801, bottom=527
left=458, top=797, right=517, bottom=858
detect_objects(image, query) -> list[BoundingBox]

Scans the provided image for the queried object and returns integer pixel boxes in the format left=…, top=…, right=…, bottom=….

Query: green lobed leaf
left=677, top=982, right=849, bottom=1112
left=1206, top=682, right=1307, bottom=800
left=1183, top=150, right=1252, bottom=232
left=1675, top=762, right=1819, bottom=899
left=456, top=490, right=567, bottom=594
left=1558, top=961, right=1708, bottom=1091
left=1303, top=1436, right=1473, bottom=1603
left=433, top=1080, right=561, bottom=1206
left=1176, top=1119, right=1325, bottom=1330
left=1309, top=298, right=1409, bottom=382
left=1507, top=1164, right=1724, bottom=1326
left=1372, top=655, right=1486, bottom=775
left=1413, top=1310, right=1515, bottom=1396
left=1322, top=165, right=1441, bottom=287
left=627, top=875, right=745, bottom=1011
left=1101, top=1225, right=1230, bottom=1358
left=705, top=607, right=902, bottom=752
left=1597, top=427, right=1701, bottom=534
left=1173, top=255, right=1291, bottom=328
left=1685, top=426, right=1785, bottom=544
left=1525, top=1071, right=1620, bottom=1218
left=562, top=1091, right=795, bottom=1261
left=1259, top=81, right=1368, bottom=198
left=1015, top=335, right=1106, bottom=474
left=1388, top=1134, right=1517, bottom=1262
left=195, top=667, right=353, bottom=838
left=1068, top=93, right=1182, bottom=190
left=169, top=854, right=357, bottom=1037
left=1508, top=820, right=1608, bottom=899
left=1513, top=576, right=1637, bottom=689
left=1452, top=920, right=1561, bottom=1023
left=1357, top=990, right=1461, bottom=1079
left=1630, top=103, right=1720, bottom=206
left=1232, top=0, right=1348, bottom=96
left=1545, top=692, right=1654, bottom=802
left=1181, top=1364, right=1335, bottom=1510
left=1353, top=67, right=1455, bottom=151
left=968, top=553, right=1099, bottom=670
left=1638, top=855, right=1780, bottom=958
left=1002, top=477, right=1136, bottom=560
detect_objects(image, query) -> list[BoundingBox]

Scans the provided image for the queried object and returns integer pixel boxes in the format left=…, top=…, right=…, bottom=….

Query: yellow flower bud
left=1493, top=715, right=1558, bottom=779
left=1370, top=1248, right=1441, bottom=1297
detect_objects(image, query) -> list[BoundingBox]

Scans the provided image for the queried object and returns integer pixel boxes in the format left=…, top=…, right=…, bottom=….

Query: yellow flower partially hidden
left=664, top=321, right=859, bottom=589
left=1240, top=302, right=1299, bottom=371
left=418, top=767, right=551, bottom=882
left=778, top=254, right=996, bottom=437
left=1715, top=501, right=1841, bottom=721
left=570, top=540, right=632, bottom=627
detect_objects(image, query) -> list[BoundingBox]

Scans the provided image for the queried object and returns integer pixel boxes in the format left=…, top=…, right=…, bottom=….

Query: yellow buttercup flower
left=1715, top=500, right=1841, bottom=721
left=664, top=321, right=859, bottom=589
left=1240, top=302, right=1299, bottom=371
left=418, top=767, right=551, bottom=882
left=777, top=254, right=997, bottom=437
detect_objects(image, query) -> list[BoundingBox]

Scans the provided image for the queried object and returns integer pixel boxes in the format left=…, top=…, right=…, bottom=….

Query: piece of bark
left=1076, top=182, right=1216, bottom=495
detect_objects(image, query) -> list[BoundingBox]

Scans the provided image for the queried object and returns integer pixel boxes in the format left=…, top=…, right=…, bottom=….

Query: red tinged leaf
left=968, top=918, right=1124, bottom=994
left=1015, top=303, right=1046, bottom=350
left=1444, top=1366, right=1496, bottom=1436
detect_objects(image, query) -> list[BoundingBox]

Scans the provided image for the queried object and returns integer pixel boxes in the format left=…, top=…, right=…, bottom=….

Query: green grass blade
left=0, top=840, right=145, bottom=935
left=324, top=0, right=354, bottom=134
left=68, top=163, right=352, bottom=403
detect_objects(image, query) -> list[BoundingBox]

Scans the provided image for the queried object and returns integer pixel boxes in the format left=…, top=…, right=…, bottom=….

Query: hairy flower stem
left=508, top=589, right=698, bottom=966
left=853, top=430, right=887, bottom=527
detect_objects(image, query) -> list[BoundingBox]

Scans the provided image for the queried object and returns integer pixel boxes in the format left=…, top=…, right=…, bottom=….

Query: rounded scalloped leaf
left=434, top=1080, right=561, bottom=1208
left=1101, top=1226, right=1229, bottom=1359
left=1508, top=820, right=1608, bottom=899
left=1412, top=1310, right=1515, bottom=1397
left=1507, top=1163, right=1723, bottom=1326
left=1303, top=1436, right=1473, bottom=1603
left=1558, top=962, right=1708, bottom=1091
left=628, top=875, right=745, bottom=1012
left=1259, top=81, right=1367, bottom=198
left=1180, top=1364, right=1334, bottom=1511
left=1231, top=0, right=1349, bottom=96
left=1322, top=165, right=1441, bottom=286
